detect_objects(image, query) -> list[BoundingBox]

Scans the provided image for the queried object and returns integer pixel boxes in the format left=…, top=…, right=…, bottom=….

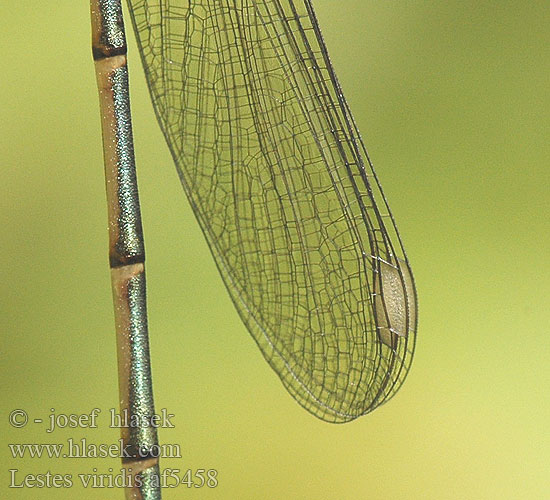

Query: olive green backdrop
left=1, top=1, right=549, bottom=499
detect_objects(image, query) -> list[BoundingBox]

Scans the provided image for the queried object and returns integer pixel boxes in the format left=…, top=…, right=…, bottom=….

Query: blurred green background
left=1, top=1, right=549, bottom=499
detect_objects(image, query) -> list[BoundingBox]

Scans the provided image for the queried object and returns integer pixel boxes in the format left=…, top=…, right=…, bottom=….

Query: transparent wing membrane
left=127, top=0, right=417, bottom=422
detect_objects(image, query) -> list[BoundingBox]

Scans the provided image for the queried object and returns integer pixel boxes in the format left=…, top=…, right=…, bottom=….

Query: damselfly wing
left=126, top=0, right=417, bottom=422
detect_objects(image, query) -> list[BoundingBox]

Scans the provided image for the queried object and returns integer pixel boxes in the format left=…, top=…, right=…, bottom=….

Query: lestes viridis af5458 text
left=90, top=0, right=418, bottom=497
